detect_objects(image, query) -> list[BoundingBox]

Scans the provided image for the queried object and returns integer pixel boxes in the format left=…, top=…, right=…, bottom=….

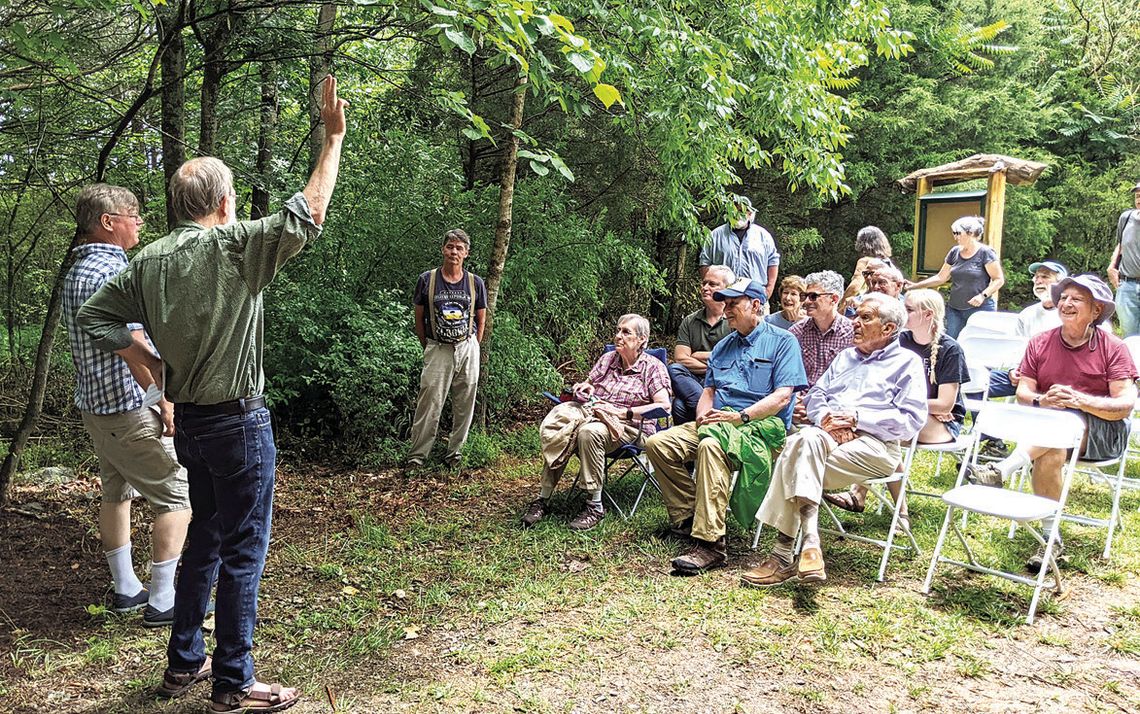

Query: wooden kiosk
left=898, top=154, right=1047, bottom=279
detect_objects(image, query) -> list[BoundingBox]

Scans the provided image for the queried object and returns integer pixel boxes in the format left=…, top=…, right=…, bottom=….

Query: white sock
left=149, top=557, right=179, bottom=611
left=105, top=543, right=143, bottom=596
left=539, top=484, right=554, bottom=499
left=997, top=449, right=1032, bottom=479
left=588, top=489, right=603, bottom=504
left=799, top=502, right=820, bottom=550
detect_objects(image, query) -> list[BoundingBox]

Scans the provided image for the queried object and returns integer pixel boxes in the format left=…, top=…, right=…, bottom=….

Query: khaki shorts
left=81, top=407, right=189, bottom=513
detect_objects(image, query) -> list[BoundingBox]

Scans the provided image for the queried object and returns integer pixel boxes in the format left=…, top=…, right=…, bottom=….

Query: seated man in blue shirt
left=646, top=279, right=807, bottom=574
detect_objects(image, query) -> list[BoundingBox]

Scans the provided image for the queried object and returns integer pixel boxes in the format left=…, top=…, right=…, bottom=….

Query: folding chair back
left=957, top=334, right=1028, bottom=372
left=971, top=402, right=1085, bottom=450
left=963, top=311, right=1022, bottom=336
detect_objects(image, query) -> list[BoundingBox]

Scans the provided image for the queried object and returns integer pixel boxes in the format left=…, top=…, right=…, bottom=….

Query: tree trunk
left=158, top=2, right=186, bottom=231
left=308, top=3, right=337, bottom=171
left=251, top=59, right=277, bottom=219
left=199, top=61, right=221, bottom=156
left=476, top=74, right=527, bottom=428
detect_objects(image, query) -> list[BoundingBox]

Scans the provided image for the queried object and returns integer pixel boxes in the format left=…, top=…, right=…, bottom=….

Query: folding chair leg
left=752, top=520, right=763, bottom=549
left=1104, top=463, right=1126, bottom=559
left=923, top=504, right=957, bottom=594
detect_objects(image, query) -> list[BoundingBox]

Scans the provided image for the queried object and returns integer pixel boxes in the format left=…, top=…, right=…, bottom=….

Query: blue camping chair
left=542, top=345, right=670, bottom=518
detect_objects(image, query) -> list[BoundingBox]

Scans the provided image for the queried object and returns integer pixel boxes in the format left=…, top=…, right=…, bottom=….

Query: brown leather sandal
left=156, top=656, right=211, bottom=699
left=822, top=487, right=866, bottom=513
left=210, top=681, right=301, bottom=713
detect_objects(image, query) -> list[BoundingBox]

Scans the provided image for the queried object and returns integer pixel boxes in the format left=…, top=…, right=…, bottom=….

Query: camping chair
left=750, top=434, right=922, bottom=582
left=922, top=403, right=1085, bottom=625
left=541, top=346, right=670, bottom=518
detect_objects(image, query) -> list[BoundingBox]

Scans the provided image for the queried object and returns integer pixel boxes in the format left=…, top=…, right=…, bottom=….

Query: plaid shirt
left=587, top=350, right=671, bottom=435
left=63, top=243, right=145, bottom=414
left=789, top=314, right=854, bottom=387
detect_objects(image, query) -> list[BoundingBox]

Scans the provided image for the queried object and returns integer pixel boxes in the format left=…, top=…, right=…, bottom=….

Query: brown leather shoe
left=797, top=546, right=827, bottom=583
left=568, top=502, right=605, bottom=531
left=671, top=537, right=727, bottom=573
left=521, top=498, right=548, bottom=528
left=740, top=555, right=798, bottom=588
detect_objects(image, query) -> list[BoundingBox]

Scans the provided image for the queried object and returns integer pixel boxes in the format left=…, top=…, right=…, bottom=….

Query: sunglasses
left=802, top=291, right=832, bottom=301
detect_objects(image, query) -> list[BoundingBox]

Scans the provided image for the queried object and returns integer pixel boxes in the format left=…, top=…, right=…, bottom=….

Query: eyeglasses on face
left=107, top=212, right=143, bottom=223
left=802, top=291, right=832, bottom=301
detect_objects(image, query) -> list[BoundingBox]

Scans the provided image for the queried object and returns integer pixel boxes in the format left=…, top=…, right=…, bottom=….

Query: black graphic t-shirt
left=413, top=269, right=487, bottom=343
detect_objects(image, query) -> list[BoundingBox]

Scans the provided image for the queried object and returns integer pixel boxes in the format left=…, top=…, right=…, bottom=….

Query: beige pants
left=644, top=422, right=734, bottom=542
left=81, top=407, right=188, bottom=513
left=408, top=337, right=480, bottom=462
left=540, top=418, right=642, bottom=494
left=756, top=426, right=900, bottom=538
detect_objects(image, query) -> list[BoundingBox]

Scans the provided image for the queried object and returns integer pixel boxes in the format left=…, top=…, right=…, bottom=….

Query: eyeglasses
left=802, top=291, right=831, bottom=301
left=951, top=230, right=964, bottom=236
left=107, top=213, right=143, bottom=223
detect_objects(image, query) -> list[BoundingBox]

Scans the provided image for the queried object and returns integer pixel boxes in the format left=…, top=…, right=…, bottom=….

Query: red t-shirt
left=1019, top=327, right=1138, bottom=397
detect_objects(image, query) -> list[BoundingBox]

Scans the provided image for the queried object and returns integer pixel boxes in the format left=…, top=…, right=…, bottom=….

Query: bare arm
left=701, top=386, right=793, bottom=426
left=767, top=265, right=779, bottom=293
left=1018, top=376, right=1134, bottom=420
left=1108, top=243, right=1122, bottom=288
left=475, top=308, right=486, bottom=342
left=928, top=381, right=960, bottom=415
left=694, top=386, right=715, bottom=423
left=907, top=262, right=951, bottom=290
left=302, top=75, right=348, bottom=226
left=414, top=304, right=427, bottom=347
left=968, top=260, right=1005, bottom=306
left=673, top=344, right=708, bottom=374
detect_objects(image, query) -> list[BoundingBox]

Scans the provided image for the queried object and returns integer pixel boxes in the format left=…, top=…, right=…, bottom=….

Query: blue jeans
left=668, top=363, right=704, bottom=425
left=945, top=298, right=996, bottom=339
left=1116, top=279, right=1140, bottom=337
left=167, top=405, right=276, bottom=695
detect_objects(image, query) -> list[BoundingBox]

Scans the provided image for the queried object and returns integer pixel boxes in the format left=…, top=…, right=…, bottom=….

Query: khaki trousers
left=540, top=419, right=642, bottom=493
left=644, top=422, right=734, bottom=542
left=756, top=426, right=900, bottom=538
left=408, top=337, right=480, bottom=462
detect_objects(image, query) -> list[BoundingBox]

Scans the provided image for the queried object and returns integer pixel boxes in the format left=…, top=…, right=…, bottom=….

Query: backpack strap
left=467, top=271, right=476, bottom=337
left=426, top=269, right=438, bottom=341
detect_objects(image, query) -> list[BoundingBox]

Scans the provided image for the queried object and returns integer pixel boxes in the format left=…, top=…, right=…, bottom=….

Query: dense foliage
left=1, top=0, right=1137, bottom=465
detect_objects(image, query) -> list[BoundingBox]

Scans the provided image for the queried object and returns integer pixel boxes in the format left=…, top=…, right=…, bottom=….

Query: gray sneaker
left=1026, top=541, right=1067, bottom=574
left=965, top=463, right=1004, bottom=488
left=568, top=502, right=605, bottom=531
left=521, top=498, right=548, bottom=528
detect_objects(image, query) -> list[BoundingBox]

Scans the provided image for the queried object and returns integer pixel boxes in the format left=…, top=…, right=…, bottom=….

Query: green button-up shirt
left=77, top=193, right=320, bottom=405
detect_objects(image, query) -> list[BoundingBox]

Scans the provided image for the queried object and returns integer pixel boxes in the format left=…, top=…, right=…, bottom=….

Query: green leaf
left=429, top=5, right=458, bottom=16
left=548, top=13, right=574, bottom=34
left=592, top=83, right=621, bottom=109
left=444, top=27, right=476, bottom=55
left=567, top=52, right=594, bottom=74
left=529, top=160, right=550, bottom=176
left=549, top=155, right=575, bottom=182
left=462, top=126, right=484, bottom=141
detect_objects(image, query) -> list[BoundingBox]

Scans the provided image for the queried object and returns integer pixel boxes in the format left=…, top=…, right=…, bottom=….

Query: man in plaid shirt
left=62, top=184, right=190, bottom=627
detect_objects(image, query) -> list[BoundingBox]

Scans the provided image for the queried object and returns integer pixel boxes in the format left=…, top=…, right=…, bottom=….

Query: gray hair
left=804, top=270, right=845, bottom=295
left=705, top=264, right=736, bottom=286
left=169, top=157, right=234, bottom=222
left=854, top=226, right=891, bottom=259
left=951, top=215, right=985, bottom=238
left=618, top=313, right=650, bottom=348
left=442, top=228, right=471, bottom=249
left=861, top=292, right=907, bottom=332
left=877, top=265, right=905, bottom=284
left=75, top=184, right=138, bottom=235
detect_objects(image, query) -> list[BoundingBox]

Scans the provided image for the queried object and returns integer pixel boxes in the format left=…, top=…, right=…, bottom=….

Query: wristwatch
left=626, top=408, right=634, bottom=420
left=740, top=411, right=751, bottom=424
left=1032, top=397, right=1041, bottom=408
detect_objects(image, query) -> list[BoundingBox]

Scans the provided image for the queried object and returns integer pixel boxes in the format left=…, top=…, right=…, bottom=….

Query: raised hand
left=321, top=74, right=348, bottom=139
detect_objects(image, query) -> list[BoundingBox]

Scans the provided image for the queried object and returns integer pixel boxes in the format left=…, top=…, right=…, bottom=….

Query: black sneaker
left=979, top=439, right=1010, bottom=459
left=142, top=604, right=175, bottom=628
left=111, top=588, right=148, bottom=613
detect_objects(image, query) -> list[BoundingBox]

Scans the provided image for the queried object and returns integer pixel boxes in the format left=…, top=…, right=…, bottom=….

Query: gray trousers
left=408, top=337, right=480, bottom=462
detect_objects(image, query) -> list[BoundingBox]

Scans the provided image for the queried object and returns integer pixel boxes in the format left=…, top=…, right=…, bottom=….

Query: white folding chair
left=922, top=403, right=1085, bottom=624
left=963, top=311, right=1022, bottom=336
left=752, top=434, right=921, bottom=582
left=957, top=333, right=1029, bottom=372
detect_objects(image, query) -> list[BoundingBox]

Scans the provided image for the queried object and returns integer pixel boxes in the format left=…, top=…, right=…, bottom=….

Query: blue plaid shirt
left=63, top=243, right=145, bottom=414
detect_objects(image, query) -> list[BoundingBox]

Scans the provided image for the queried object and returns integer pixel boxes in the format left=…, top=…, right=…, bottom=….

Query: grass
left=3, top=446, right=1140, bottom=712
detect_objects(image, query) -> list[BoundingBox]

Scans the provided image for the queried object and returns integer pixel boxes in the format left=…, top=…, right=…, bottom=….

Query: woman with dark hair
left=841, top=226, right=893, bottom=311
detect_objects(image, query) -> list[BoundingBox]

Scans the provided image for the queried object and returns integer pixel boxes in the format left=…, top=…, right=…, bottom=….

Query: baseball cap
left=1027, top=260, right=1068, bottom=279
left=713, top=278, right=767, bottom=303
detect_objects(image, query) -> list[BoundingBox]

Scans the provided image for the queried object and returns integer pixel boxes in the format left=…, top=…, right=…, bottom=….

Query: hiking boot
left=1027, top=541, right=1067, bottom=574
left=979, top=439, right=1010, bottom=459
left=671, top=537, right=727, bottom=574
left=965, top=463, right=1004, bottom=488
left=667, top=516, right=694, bottom=540
left=521, top=498, right=548, bottom=528
left=741, top=555, right=798, bottom=588
left=568, top=502, right=605, bottom=531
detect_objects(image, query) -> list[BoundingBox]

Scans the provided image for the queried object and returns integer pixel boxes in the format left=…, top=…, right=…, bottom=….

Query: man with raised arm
left=78, top=75, right=348, bottom=712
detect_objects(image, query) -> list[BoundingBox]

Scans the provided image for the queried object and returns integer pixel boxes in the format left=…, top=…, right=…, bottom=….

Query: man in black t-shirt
left=408, top=229, right=487, bottom=468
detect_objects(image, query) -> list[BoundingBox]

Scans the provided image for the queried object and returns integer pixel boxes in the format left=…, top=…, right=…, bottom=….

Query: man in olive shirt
left=669, top=265, right=735, bottom=423
left=78, top=77, right=347, bottom=711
